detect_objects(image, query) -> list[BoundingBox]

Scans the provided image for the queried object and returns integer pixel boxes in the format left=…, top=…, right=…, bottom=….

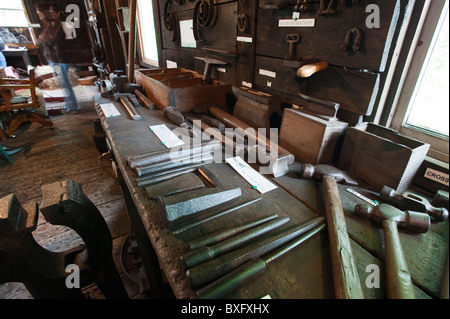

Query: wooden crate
left=279, top=108, right=348, bottom=165
left=135, top=68, right=231, bottom=113
left=337, top=123, right=430, bottom=193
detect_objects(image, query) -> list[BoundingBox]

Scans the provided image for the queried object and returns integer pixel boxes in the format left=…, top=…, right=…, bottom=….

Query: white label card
left=149, top=124, right=186, bottom=149
left=278, top=18, right=315, bottom=27
left=424, top=168, right=449, bottom=186
left=100, top=103, right=121, bottom=118
left=259, top=69, right=276, bottom=78
left=226, top=156, right=277, bottom=194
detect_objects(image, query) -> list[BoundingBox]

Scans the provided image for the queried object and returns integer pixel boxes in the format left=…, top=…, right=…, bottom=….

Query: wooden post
left=128, top=0, right=137, bottom=83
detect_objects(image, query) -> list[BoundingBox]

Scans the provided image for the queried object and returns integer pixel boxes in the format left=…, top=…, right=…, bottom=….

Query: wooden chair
left=0, top=67, right=53, bottom=140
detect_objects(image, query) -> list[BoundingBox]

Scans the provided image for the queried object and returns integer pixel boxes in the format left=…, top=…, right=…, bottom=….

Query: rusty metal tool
left=145, top=173, right=205, bottom=200
left=342, top=27, right=362, bottom=53
left=285, top=34, right=300, bottom=60
left=300, top=163, right=358, bottom=186
left=164, top=106, right=185, bottom=126
left=135, top=152, right=214, bottom=177
left=195, top=57, right=227, bottom=84
left=300, top=164, right=364, bottom=299
left=172, top=197, right=262, bottom=235
left=186, top=216, right=325, bottom=288
left=113, top=92, right=140, bottom=106
left=197, top=222, right=326, bottom=299
left=318, top=0, right=336, bottom=15
left=432, top=190, right=449, bottom=210
left=127, top=140, right=221, bottom=169
left=187, top=214, right=279, bottom=250
left=354, top=204, right=430, bottom=299
left=297, top=92, right=340, bottom=120
left=380, top=186, right=449, bottom=222
left=158, top=186, right=242, bottom=229
left=182, top=216, right=290, bottom=269
left=137, top=163, right=207, bottom=188
left=296, top=0, right=312, bottom=12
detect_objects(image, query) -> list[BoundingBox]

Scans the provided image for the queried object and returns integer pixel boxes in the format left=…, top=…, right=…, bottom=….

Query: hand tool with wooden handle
left=299, top=164, right=364, bottom=298
left=322, top=175, right=365, bottom=299
left=354, top=204, right=431, bottom=299
left=296, top=61, right=328, bottom=78
left=119, top=96, right=142, bottom=120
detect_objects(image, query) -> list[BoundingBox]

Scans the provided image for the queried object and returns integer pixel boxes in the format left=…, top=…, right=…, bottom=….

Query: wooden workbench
left=94, top=94, right=448, bottom=299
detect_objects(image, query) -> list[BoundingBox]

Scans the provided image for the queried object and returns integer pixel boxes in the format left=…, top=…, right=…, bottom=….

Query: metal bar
left=172, top=198, right=262, bottom=235
left=135, top=153, right=214, bottom=176
left=182, top=217, right=290, bottom=269
left=186, top=216, right=325, bottom=288
left=197, top=223, right=326, bottom=299
left=188, top=214, right=279, bottom=251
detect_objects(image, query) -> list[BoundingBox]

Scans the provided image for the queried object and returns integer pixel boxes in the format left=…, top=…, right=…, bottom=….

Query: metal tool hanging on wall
left=193, top=0, right=217, bottom=42
left=164, top=0, right=179, bottom=42
left=318, top=0, right=337, bottom=15
left=342, top=27, right=363, bottom=53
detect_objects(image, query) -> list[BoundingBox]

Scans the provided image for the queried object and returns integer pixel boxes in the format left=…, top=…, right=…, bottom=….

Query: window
left=389, top=0, right=449, bottom=163
left=0, top=1, right=29, bottom=27
left=136, top=0, right=159, bottom=66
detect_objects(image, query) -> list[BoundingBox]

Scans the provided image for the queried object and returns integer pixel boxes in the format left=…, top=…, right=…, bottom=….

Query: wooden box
left=134, top=68, right=231, bottom=113
left=337, top=123, right=430, bottom=193
left=279, top=108, right=348, bottom=165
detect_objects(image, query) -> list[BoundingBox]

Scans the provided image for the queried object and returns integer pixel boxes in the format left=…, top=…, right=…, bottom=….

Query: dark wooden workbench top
left=94, top=94, right=448, bottom=299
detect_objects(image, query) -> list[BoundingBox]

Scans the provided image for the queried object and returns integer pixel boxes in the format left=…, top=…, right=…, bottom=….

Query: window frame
left=136, top=0, right=159, bottom=67
left=0, top=0, right=30, bottom=27
left=387, top=0, right=449, bottom=163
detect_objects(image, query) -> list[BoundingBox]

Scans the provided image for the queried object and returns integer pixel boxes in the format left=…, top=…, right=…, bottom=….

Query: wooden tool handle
left=382, top=219, right=416, bottom=299
left=209, top=107, right=294, bottom=164
left=297, top=61, right=328, bottom=78
left=322, top=175, right=364, bottom=299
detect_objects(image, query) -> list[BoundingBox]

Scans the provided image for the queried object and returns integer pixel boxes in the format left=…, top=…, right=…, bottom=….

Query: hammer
left=380, top=186, right=449, bottom=222
left=354, top=204, right=430, bottom=299
left=300, top=163, right=364, bottom=299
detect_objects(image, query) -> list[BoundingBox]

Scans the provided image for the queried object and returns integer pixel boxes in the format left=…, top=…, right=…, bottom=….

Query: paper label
left=237, top=36, right=253, bottom=43
left=259, top=69, right=277, bottom=78
left=226, top=156, right=277, bottom=194
left=149, top=124, right=185, bottom=149
left=100, top=103, right=121, bottom=118
left=424, top=168, right=449, bottom=186
left=278, top=18, right=315, bottom=27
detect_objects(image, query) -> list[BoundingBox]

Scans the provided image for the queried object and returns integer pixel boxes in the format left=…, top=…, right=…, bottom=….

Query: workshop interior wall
left=155, top=0, right=413, bottom=126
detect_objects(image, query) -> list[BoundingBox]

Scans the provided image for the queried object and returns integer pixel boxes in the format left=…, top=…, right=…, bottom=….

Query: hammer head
left=354, top=204, right=430, bottom=233
left=300, top=163, right=358, bottom=185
